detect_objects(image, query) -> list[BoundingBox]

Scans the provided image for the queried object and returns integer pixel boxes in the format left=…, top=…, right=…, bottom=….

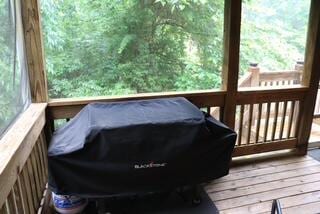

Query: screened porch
left=1, top=0, right=320, bottom=213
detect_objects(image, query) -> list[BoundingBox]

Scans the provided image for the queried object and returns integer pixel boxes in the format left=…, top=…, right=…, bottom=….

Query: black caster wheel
left=192, top=197, right=202, bottom=206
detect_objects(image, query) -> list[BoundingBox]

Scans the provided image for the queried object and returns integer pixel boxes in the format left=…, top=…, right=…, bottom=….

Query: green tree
left=41, top=0, right=224, bottom=98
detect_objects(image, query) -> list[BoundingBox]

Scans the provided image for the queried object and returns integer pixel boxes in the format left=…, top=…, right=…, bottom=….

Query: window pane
left=0, top=0, right=30, bottom=136
left=41, top=0, right=224, bottom=98
left=239, top=0, right=310, bottom=89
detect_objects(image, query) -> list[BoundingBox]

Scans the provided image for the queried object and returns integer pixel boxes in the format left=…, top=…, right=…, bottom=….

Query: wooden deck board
left=229, top=156, right=312, bottom=174
left=212, top=159, right=319, bottom=183
left=205, top=156, right=320, bottom=213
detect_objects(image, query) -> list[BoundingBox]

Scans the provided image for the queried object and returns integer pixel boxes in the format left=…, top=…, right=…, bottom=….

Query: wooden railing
left=46, top=63, right=307, bottom=158
left=0, top=104, right=50, bottom=214
left=232, top=63, right=304, bottom=155
left=0, top=69, right=310, bottom=213
left=0, top=1, right=316, bottom=213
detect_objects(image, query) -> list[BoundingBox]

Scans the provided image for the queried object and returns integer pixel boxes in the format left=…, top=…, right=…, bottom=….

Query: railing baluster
left=6, top=191, right=17, bottom=214
left=0, top=204, right=6, bottom=214
left=292, top=100, right=300, bottom=137
left=16, top=176, right=29, bottom=214
left=255, top=103, right=262, bottom=143
left=30, top=149, right=42, bottom=203
left=26, top=159, right=38, bottom=210
left=21, top=167, right=35, bottom=214
left=37, top=138, right=46, bottom=185
left=4, top=201, right=9, bottom=214
left=271, top=102, right=279, bottom=141
left=246, top=104, right=254, bottom=145
left=12, top=183, right=23, bottom=214
left=238, top=105, right=244, bottom=146
left=35, top=141, right=45, bottom=187
left=287, top=101, right=295, bottom=138
left=263, top=102, right=271, bottom=142
left=39, top=133, right=48, bottom=178
left=279, top=101, right=288, bottom=139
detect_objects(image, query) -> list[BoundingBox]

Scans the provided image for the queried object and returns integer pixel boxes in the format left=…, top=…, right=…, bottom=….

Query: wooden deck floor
left=205, top=155, right=320, bottom=214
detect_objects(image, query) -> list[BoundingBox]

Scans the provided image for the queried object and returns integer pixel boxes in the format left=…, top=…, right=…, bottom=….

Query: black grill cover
left=48, top=97, right=236, bottom=197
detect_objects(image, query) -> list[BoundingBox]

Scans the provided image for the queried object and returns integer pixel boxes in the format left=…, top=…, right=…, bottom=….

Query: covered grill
left=48, top=97, right=236, bottom=198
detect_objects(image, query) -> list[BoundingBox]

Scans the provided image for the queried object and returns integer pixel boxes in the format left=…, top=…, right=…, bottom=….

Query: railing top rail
left=0, top=103, right=47, bottom=208
left=48, top=89, right=226, bottom=107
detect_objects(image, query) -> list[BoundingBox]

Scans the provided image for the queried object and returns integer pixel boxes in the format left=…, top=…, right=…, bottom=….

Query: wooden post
left=294, top=61, right=304, bottom=84
left=249, top=63, right=260, bottom=87
left=21, top=0, right=48, bottom=103
left=296, top=0, right=320, bottom=155
left=249, top=63, right=260, bottom=126
left=222, top=0, right=242, bottom=129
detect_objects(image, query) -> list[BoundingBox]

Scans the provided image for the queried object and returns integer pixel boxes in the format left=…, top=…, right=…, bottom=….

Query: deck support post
left=222, top=0, right=242, bottom=130
left=296, top=0, right=320, bottom=155
left=249, top=63, right=260, bottom=87
left=21, top=0, right=48, bottom=103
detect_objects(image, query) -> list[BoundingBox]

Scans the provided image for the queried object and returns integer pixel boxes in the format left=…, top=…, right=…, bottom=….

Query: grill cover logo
left=134, top=162, right=167, bottom=169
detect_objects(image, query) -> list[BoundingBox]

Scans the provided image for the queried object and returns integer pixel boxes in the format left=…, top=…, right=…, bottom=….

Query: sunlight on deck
left=205, top=156, right=320, bottom=214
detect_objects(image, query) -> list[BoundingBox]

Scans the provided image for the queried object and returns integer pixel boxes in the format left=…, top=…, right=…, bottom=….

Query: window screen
left=41, top=0, right=224, bottom=98
left=0, top=0, right=30, bottom=137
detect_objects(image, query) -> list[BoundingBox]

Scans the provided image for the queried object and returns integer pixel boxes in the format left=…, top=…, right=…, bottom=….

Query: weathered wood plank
left=205, top=164, right=320, bottom=193
left=263, top=102, right=271, bottom=142
left=0, top=104, right=47, bottom=209
left=279, top=101, right=288, bottom=139
left=39, top=133, right=48, bottom=179
left=221, top=0, right=242, bottom=129
left=34, top=141, right=45, bottom=187
left=21, top=0, right=48, bottom=102
left=0, top=205, right=6, bottom=214
left=246, top=104, right=253, bottom=144
left=212, top=159, right=319, bottom=184
left=255, top=103, right=262, bottom=143
left=238, top=105, right=244, bottom=146
left=6, top=191, right=17, bottom=214
left=296, top=0, right=320, bottom=155
left=213, top=180, right=320, bottom=210
left=21, top=168, right=35, bottom=214
left=229, top=156, right=312, bottom=174
left=13, top=178, right=27, bottom=214
left=232, top=139, right=297, bottom=157
left=221, top=191, right=320, bottom=214
left=30, top=150, right=42, bottom=202
left=287, top=101, right=295, bottom=138
left=38, top=185, right=52, bottom=214
left=237, top=86, right=307, bottom=104
left=48, top=90, right=226, bottom=119
left=259, top=70, right=301, bottom=82
left=210, top=172, right=320, bottom=201
left=26, top=159, right=38, bottom=210
left=17, top=176, right=30, bottom=214
left=281, top=201, right=320, bottom=214
left=271, top=102, right=279, bottom=141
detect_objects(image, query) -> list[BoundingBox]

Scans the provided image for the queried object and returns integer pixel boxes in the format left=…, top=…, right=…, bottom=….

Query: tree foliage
left=0, top=0, right=311, bottom=133
left=42, top=0, right=225, bottom=97
left=0, top=0, right=25, bottom=134
left=41, top=0, right=310, bottom=98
